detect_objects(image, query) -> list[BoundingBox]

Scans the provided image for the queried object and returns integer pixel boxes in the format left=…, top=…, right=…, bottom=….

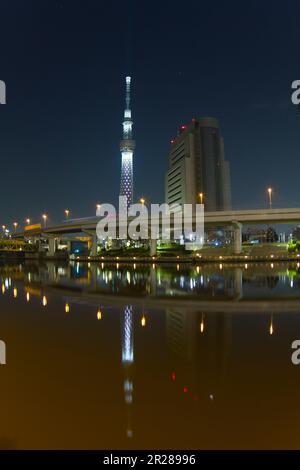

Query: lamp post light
left=199, top=192, right=204, bottom=205
left=42, top=214, right=48, bottom=227
left=140, top=197, right=145, bottom=206
left=13, top=222, right=18, bottom=231
left=96, top=204, right=101, bottom=215
left=267, top=187, right=273, bottom=209
left=26, top=218, right=31, bottom=225
left=65, top=209, right=70, bottom=220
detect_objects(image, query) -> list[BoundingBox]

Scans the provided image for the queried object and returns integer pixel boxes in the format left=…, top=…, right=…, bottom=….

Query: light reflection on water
left=1, top=260, right=300, bottom=301
left=0, top=261, right=300, bottom=449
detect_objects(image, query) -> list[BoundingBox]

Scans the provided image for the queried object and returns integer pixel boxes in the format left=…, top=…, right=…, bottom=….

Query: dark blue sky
left=0, top=0, right=299, bottom=226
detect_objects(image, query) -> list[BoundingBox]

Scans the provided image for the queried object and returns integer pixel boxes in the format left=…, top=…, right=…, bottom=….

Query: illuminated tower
left=120, top=76, right=135, bottom=207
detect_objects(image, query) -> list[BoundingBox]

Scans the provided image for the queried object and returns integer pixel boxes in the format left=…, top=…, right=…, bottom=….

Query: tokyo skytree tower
left=119, top=76, right=135, bottom=207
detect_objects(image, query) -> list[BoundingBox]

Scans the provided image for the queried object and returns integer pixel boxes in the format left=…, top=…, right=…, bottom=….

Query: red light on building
left=180, top=125, right=187, bottom=130
left=171, top=372, right=176, bottom=381
left=183, top=387, right=188, bottom=393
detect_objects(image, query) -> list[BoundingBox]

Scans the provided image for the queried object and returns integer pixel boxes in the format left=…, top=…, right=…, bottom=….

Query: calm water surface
left=0, top=261, right=300, bottom=449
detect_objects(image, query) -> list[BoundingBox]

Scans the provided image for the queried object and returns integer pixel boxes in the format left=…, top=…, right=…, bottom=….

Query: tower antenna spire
left=125, top=76, right=131, bottom=115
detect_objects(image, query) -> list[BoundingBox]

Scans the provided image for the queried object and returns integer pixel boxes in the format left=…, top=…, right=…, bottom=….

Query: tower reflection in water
left=1, top=261, right=299, bottom=448
left=121, top=305, right=134, bottom=438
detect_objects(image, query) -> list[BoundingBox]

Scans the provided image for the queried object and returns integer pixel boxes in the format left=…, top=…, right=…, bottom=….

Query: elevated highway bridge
left=12, top=208, right=300, bottom=256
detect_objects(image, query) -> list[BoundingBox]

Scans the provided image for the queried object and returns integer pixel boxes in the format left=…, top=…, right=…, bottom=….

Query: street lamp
left=140, top=197, right=145, bottom=206
left=26, top=218, right=31, bottom=225
left=199, top=192, right=204, bottom=205
left=96, top=203, right=101, bottom=214
left=65, top=209, right=70, bottom=220
left=267, top=187, right=273, bottom=209
left=13, top=222, right=18, bottom=231
left=42, top=214, right=48, bottom=227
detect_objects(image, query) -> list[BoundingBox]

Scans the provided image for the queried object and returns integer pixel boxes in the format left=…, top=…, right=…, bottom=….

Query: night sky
left=0, top=0, right=299, bottom=226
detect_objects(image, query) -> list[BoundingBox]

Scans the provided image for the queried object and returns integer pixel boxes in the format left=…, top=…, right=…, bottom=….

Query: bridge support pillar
left=48, top=238, right=56, bottom=257
left=234, top=268, right=243, bottom=300
left=232, top=221, right=242, bottom=254
left=150, top=239, right=157, bottom=257
left=90, top=235, right=98, bottom=257
left=66, top=240, right=72, bottom=255
left=36, top=238, right=43, bottom=253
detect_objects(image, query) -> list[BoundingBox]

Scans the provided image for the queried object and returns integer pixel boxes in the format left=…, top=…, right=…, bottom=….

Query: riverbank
left=22, top=252, right=299, bottom=263
left=1, top=243, right=299, bottom=264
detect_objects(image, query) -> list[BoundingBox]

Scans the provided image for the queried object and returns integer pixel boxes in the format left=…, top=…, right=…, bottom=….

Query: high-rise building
left=165, top=117, right=231, bottom=211
left=120, top=76, right=135, bottom=207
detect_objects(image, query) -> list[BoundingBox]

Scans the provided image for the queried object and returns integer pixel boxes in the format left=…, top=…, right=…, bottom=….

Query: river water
left=0, top=260, right=300, bottom=449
